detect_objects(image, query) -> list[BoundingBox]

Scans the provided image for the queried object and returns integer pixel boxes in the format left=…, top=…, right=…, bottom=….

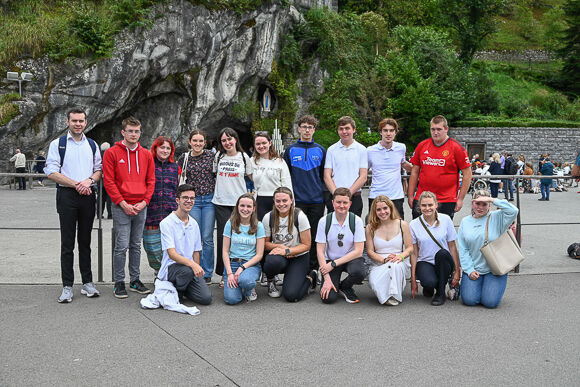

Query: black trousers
left=57, top=187, right=95, bottom=287
left=295, top=202, right=325, bottom=270
left=321, top=257, right=365, bottom=304
left=415, top=249, right=455, bottom=295
left=16, top=167, right=26, bottom=189
left=263, top=253, right=311, bottom=302
left=256, top=195, right=274, bottom=223
left=214, top=204, right=234, bottom=278
left=411, top=200, right=456, bottom=220
left=167, top=263, right=212, bottom=305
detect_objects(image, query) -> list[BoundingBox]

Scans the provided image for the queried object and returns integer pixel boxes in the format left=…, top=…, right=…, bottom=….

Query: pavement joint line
left=2, top=270, right=580, bottom=286
left=137, top=309, right=241, bottom=387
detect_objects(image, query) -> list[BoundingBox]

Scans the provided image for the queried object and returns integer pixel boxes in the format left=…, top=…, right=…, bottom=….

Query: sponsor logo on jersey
left=292, top=155, right=303, bottom=162
left=422, top=157, right=446, bottom=166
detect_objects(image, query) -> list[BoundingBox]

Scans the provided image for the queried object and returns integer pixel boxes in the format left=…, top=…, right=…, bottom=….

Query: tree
left=558, top=0, right=580, bottom=96
left=441, top=0, right=506, bottom=64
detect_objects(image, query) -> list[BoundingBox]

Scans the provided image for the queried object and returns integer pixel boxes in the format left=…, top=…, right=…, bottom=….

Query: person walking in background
left=143, top=136, right=180, bottom=275
left=103, top=116, right=155, bottom=299
left=177, top=130, right=216, bottom=284
left=488, top=153, right=503, bottom=198
left=44, top=107, right=102, bottom=303
left=10, top=148, right=27, bottom=190
left=324, top=116, right=368, bottom=217
left=212, top=127, right=253, bottom=288
left=34, top=150, right=46, bottom=186
left=284, top=115, right=326, bottom=274
left=538, top=157, right=554, bottom=201
left=407, top=115, right=472, bottom=219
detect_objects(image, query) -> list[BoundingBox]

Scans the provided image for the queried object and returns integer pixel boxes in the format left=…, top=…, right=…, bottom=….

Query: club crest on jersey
left=442, top=150, right=450, bottom=157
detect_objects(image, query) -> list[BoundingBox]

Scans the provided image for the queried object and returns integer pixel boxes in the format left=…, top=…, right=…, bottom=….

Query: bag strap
left=181, top=152, right=189, bottom=178
left=399, top=219, right=403, bottom=251
left=419, top=216, right=444, bottom=250
left=483, top=215, right=491, bottom=244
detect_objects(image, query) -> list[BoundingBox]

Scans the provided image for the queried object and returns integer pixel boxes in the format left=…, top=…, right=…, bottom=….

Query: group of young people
left=46, top=108, right=518, bottom=309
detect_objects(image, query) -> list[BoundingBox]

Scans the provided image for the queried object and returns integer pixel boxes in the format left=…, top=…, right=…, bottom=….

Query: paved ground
left=1, top=182, right=579, bottom=385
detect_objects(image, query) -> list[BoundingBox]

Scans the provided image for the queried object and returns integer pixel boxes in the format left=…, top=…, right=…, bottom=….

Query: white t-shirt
left=409, top=214, right=456, bottom=265
left=158, top=212, right=202, bottom=281
left=251, top=157, right=292, bottom=197
left=212, top=152, right=252, bottom=206
left=324, top=140, right=368, bottom=191
left=367, top=141, right=406, bottom=199
left=315, top=212, right=366, bottom=261
left=263, top=210, right=310, bottom=255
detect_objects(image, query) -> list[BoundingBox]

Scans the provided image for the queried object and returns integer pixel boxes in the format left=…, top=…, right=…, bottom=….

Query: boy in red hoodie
left=103, top=117, right=155, bottom=298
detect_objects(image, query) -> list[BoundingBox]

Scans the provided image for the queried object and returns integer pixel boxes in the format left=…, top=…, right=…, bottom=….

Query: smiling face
left=430, top=122, right=449, bottom=146
left=176, top=190, right=196, bottom=213
left=472, top=199, right=491, bottom=218
left=189, top=134, right=206, bottom=155
left=237, top=197, right=255, bottom=221
left=332, top=194, right=352, bottom=216
left=254, top=136, right=271, bottom=158
left=156, top=141, right=171, bottom=162
left=374, top=200, right=392, bottom=221
left=122, top=124, right=141, bottom=148
left=274, top=192, right=292, bottom=216
left=337, top=123, right=355, bottom=144
left=67, top=112, right=87, bottom=138
left=420, top=197, right=437, bottom=218
left=220, top=133, right=237, bottom=154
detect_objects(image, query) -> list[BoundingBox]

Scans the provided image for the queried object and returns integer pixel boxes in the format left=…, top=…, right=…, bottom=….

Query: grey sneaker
left=274, top=274, right=283, bottom=286
left=260, top=274, right=268, bottom=287
left=81, top=282, right=100, bottom=298
left=58, top=286, right=73, bottom=303
left=268, top=281, right=281, bottom=298
left=246, top=288, right=258, bottom=302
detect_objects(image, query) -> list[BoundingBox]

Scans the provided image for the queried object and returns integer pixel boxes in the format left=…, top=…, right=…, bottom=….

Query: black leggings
left=214, top=204, right=234, bottom=278
left=321, top=257, right=365, bottom=304
left=415, top=249, right=455, bottom=295
left=263, top=253, right=311, bottom=302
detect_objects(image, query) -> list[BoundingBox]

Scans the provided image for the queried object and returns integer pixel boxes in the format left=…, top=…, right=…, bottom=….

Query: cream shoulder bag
left=480, top=215, right=524, bottom=275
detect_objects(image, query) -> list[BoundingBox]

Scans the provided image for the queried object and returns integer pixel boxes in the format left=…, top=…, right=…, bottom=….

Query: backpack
left=567, top=243, right=580, bottom=259
left=325, top=211, right=356, bottom=240
left=269, top=208, right=301, bottom=239
left=58, top=134, right=97, bottom=166
left=506, top=157, right=518, bottom=175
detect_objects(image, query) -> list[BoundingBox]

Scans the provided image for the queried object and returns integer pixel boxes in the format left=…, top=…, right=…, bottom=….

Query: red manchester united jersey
left=410, top=138, right=470, bottom=202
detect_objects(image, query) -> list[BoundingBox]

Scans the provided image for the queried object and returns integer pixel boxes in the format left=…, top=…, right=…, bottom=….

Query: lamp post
left=6, top=71, right=33, bottom=97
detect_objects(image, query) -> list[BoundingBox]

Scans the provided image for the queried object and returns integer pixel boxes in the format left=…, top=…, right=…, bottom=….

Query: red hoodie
left=103, top=141, right=155, bottom=205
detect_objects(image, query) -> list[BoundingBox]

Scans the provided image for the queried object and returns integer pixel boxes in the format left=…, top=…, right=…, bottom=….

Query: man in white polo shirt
left=316, top=187, right=366, bottom=304
left=367, top=118, right=412, bottom=219
left=159, top=184, right=212, bottom=305
left=324, top=116, right=368, bottom=217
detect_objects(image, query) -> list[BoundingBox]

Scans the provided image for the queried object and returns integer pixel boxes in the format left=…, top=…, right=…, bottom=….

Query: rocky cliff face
left=1, top=0, right=336, bottom=159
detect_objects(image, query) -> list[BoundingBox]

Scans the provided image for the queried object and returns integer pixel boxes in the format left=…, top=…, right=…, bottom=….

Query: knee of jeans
left=224, top=292, right=242, bottom=305
left=283, top=288, right=301, bottom=303
left=238, top=277, right=256, bottom=290
left=321, top=292, right=338, bottom=304
left=198, top=293, right=213, bottom=306
left=480, top=293, right=502, bottom=309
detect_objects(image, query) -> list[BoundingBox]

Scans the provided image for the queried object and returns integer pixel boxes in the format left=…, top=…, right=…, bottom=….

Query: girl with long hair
left=223, top=193, right=265, bottom=304
left=366, top=196, right=413, bottom=305
left=212, top=127, right=253, bottom=287
left=144, top=136, right=180, bottom=273
left=262, top=187, right=315, bottom=302
left=409, top=191, right=461, bottom=306
left=177, top=130, right=216, bottom=283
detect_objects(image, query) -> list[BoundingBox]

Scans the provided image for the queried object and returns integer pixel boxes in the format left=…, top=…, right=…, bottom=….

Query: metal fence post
left=97, top=180, right=103, bottom=282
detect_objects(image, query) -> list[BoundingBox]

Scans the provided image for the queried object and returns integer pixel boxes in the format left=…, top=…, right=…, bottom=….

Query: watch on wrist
left=331, top=260, right=337, bottom=268
left=240, top=264, right=246, bottom=271
left=285, top=248, right=291, bottom=256
left=89, top=177, right=95, bottom=185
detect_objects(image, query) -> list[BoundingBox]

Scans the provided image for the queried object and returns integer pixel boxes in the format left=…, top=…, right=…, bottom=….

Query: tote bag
left=480, top=216, right=524, bottom=275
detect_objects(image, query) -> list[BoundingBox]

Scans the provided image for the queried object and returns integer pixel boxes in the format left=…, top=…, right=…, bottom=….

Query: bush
left=313, top=129, right=339, bottom=150
left=0, top=93, right=21, bottom=126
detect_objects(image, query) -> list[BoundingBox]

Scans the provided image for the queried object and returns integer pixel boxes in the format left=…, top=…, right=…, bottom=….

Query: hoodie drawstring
left=126, top=147, right=140, bottom=175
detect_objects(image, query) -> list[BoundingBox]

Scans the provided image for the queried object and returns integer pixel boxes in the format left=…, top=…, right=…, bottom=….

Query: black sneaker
left=114, top=281, right=128, bottom=299
left=308, top=270, right=318, bottom=291
left=129, top=279, right=151, bottom=294
left=423, top=287, right=434, bottom=298
left=431, top=292, right=446, bottom=306
left=340, top=287, right=359, bottom=304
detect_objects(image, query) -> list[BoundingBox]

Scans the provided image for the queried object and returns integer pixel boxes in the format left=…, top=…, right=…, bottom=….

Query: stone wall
left=451, top=127, right=580, bottom=166
left=473, top=50, right=553, bottom=62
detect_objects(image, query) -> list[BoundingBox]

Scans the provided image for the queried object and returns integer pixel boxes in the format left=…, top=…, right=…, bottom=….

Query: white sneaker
left=274, top=274, right=283, bottom=286
left=81, top=282, right=100, bottom=297
left=58, top=286, right=73, bottom=303
left=386, top=297, right=399, bottom=306
left=268, top=281, right=281, bottom=298
left=246, top=288, right=258, bottom=302
left=260, top=274, right=268, bottom=287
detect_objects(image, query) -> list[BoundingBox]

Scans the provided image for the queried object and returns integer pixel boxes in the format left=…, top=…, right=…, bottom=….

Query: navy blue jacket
left=283, top=140, right=326, bottom=204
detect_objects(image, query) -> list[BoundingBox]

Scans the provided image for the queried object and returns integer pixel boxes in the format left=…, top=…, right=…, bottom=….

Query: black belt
left=230, top=258, right=246, bottom=263
left=352, top=192, right=361, bottom=197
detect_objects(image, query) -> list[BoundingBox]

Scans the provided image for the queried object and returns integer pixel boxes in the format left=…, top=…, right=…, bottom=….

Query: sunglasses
left=337, top=233, right=344, bottom=247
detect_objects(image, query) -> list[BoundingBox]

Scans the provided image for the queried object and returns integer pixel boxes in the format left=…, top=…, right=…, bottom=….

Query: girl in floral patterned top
left=177, top=130, right=216, bottom=284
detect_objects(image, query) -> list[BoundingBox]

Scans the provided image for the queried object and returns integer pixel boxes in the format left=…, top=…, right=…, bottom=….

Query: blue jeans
left=460, top=272, right=507, bottom=308
left=503, top=179, right=514, bottom=200
left=112, top=203, right=147, bottom=282
left=540, top=183, right=550, bottom=200
left=223, top=262, right=261, bottom=305
left=189, top=193, right=215, bottom=279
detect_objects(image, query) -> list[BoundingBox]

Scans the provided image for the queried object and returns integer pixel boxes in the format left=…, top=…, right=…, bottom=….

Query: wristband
left=399, top=254, right=405, bottom=261
left=383, top=258, right=388, bottom=264
left=240, top=264, right=246, bottom=271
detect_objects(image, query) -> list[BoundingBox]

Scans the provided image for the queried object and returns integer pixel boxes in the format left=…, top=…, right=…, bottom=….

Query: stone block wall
left=451, top=127, right=580, bottom=166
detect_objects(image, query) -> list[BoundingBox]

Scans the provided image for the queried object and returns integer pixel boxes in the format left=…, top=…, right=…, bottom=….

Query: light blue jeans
left=461, top=272, right=508, bottom=309
left=189, top=193, right=215, bottom=279
left=223, top=261, right=261, bottom=305
left=112, top=203, right=147, bottom=282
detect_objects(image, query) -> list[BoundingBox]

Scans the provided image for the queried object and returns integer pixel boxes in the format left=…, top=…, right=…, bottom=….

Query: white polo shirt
left=409, top=214, right=456, bottom=265
left=158, top=212, right=202, bottom=281
left=325, top=140, right=368, bottom=191
left=367, top=141, right=406, bottom=200
left=315, top=212, right=366, bottom=261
